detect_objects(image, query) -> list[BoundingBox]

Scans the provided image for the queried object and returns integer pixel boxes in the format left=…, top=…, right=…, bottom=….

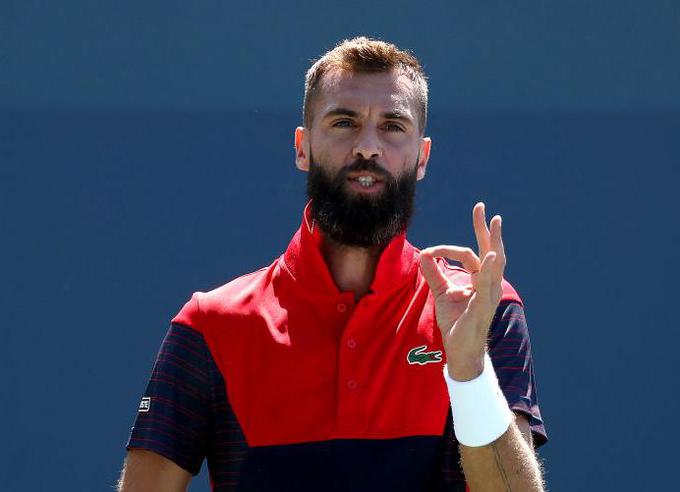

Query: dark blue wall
left=2, top=2, right=679, bottom=491
left=4, top=1, right=680, bottom=111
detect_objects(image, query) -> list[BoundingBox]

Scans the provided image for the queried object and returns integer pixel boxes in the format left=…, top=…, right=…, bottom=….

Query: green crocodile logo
left=407, top=345, right=443, bottom=365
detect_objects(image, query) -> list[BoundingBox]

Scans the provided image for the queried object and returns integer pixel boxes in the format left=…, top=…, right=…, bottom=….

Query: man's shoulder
left=203, top=261, right=277, bottom=303
left=171, top=258, right=281, bottom=329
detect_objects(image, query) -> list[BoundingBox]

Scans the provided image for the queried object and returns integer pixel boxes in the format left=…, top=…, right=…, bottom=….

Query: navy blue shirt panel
left=236, top=437, right=465, bottom=492
left=126, top=323, right=246, bottom=485
left=488, top=301, right=548, bottom=447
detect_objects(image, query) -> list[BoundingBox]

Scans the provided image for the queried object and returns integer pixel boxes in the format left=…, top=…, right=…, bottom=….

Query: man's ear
left=416, top=137, right=432, bottom=181
left=295, top=127, right=311, bottom=172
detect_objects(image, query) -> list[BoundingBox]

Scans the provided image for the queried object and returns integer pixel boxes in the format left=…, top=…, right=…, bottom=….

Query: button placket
left=334, top=294, right=366, bottom=432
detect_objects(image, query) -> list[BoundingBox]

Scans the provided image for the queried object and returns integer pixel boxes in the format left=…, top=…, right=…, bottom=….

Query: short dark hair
left=303, top=37, right=429, bottom=134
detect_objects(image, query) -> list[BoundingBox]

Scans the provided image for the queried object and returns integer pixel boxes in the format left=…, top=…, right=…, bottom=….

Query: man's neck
left=321, top=238, right=383, bottom=301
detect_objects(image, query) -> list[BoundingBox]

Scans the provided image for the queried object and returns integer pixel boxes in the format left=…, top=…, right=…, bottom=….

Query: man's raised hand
left=419, top=202, right=506, bottom=381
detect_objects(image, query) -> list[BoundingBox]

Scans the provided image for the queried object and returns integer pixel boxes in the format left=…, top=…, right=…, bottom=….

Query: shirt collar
left=281, top=202, right=418, bottom=296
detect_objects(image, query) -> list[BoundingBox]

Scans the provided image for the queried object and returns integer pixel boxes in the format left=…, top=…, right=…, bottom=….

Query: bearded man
left=118, top=37, right=548, bottom=492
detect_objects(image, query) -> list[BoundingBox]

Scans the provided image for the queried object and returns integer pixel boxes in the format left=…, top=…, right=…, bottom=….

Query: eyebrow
left=322, top=108, right=359, bottom=119
left=383, top=110, right=413, bottom=123
left=322, top=107, right=414, bottom=124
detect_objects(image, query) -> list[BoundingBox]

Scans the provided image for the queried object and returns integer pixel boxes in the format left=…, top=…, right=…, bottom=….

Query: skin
left=118, top=68, right=544, bottom=491
left=118, top=449, right=191, bottom=491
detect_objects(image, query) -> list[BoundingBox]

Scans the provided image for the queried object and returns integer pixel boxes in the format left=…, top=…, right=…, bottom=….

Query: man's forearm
left=459, top=421, right=544, bottom=492
left=117, top=450, right=192, bottom=492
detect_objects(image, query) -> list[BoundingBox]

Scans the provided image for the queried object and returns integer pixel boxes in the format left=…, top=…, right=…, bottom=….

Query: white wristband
left=443, top=352, right=513, bottom=447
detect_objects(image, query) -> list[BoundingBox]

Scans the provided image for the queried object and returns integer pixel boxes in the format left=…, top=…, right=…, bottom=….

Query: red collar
left=281, top=203, right=418, bottom=296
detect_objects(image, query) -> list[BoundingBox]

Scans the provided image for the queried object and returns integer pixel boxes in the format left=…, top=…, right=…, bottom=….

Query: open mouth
left=350, top=175, right=379, bottom=188
left=346, top=175, right=385, bottom=194
left=346, top=170, right=386, bottom=190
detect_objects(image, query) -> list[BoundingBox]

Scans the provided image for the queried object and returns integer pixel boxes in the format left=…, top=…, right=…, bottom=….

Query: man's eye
left=333, top=120, right=355, bottom=128
left=385, top=123, right=405, bottom=132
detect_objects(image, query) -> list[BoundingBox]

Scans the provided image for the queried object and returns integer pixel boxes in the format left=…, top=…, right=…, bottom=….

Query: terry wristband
left=443, top=352, right=513, bottom=447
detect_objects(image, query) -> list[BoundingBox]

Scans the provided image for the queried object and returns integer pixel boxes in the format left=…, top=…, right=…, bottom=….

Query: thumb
left=419, top=252, right=450, bottom=297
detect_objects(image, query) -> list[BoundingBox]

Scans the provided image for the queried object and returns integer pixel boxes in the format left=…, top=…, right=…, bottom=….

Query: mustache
left=337, top=159, right=391, bottom=180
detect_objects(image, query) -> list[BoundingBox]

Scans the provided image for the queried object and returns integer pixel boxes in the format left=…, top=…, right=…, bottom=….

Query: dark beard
left=306, top=154, right=418, bottom=248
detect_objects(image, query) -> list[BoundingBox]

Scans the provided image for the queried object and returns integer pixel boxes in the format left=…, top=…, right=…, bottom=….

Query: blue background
left=1, top=1, right=678, bottom=490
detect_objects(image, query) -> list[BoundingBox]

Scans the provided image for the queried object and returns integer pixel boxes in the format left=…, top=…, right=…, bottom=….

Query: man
left=118, top=37, right=547, bottom=491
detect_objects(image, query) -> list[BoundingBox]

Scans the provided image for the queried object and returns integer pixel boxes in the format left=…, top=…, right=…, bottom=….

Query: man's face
left=295, top=69, right=432, bottom=247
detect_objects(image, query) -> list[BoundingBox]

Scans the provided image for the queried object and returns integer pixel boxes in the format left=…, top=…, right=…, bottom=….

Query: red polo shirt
left=174, top=205, right=524, bottom=446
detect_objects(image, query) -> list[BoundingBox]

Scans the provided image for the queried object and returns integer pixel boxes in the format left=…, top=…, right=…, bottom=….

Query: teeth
left=357, top=176, right=376, bottom=187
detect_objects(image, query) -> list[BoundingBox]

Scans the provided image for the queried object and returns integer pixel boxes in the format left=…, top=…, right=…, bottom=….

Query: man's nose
left=352, top=127, right=382, bottom=161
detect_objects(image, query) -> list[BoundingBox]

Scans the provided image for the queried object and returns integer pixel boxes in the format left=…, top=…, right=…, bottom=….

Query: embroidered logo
left=138, top=397, right=151, bottom=412
left=407, top=345, right=443, bottom=365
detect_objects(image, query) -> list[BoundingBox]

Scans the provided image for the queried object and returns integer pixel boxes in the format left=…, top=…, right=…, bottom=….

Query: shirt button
left=347, top=379, right=358, bottom=390
left=337, top=303, right=347, bottom=313
left=347, top=339, right=357, bottom=349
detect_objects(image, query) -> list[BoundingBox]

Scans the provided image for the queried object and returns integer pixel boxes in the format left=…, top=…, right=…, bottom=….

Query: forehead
left=315, top=69, right=418, bottom=119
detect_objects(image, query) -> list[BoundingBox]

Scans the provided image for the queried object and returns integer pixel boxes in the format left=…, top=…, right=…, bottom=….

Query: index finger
left=421, top=245, right=482, bottom=273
